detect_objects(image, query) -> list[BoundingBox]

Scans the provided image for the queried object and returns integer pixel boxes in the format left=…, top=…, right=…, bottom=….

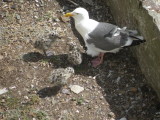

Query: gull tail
left=129, top=32, right=146, bottom=46
left=123, top=29, right=145, bottom=46
left=119, top=28, right=146, bottom=47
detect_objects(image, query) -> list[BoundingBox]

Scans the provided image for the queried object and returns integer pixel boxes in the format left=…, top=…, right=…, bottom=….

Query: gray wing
left=87, top=22, right=129, bottom=51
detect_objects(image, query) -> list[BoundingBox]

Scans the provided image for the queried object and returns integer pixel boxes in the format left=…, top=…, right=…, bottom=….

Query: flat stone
left=0, top=88, right=8, bottom=95
left=70, top=85, right=84, bottom=94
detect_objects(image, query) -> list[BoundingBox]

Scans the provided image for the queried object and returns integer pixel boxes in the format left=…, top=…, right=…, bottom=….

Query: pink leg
left=91, top=53, right=104, bottom=67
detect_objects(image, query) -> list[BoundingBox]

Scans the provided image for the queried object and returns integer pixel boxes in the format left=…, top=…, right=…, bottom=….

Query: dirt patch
left=0, top=0, right=159, bottom=120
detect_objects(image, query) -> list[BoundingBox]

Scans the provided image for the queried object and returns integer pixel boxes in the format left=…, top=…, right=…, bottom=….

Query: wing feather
left=87, top=22, right=129, bottom=51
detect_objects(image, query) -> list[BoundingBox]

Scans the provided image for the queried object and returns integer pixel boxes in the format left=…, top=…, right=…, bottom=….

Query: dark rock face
left=104, top=0, right=160, bottom=99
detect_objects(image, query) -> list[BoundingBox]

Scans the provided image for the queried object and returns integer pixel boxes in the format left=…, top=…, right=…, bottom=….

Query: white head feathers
left=71, top=7, right=89, bottom=21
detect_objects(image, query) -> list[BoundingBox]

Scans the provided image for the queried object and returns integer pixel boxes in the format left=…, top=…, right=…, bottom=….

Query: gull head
left=64, top=7, right=89, bottom=21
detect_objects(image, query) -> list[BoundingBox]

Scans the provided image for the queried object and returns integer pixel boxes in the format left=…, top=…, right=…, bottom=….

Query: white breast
left=75, top=19, right=100, bottom=57
left=75, top=19, right=99, bottom=40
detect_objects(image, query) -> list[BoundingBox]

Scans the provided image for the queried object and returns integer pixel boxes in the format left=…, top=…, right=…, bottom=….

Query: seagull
left=64, top=7, right=145, bottom=67
left=49, top=67, right=75, bottom=87
left=34, top=31, right=61, bottom=56
left=67, top=42, right=82, bottom=65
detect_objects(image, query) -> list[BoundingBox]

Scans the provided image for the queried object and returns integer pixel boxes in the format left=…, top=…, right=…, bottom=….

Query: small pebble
left=15, top=14, right=21, bottom=20
left=34, top=16, right=39, bottom=19
left=46, top=51, right=54, bottom=56
left=9, top=86, right=16, bottom=90
left=61, top=88, right=70, bottom=94
left=93, top=76, right=96, bottom=79
left=24, top=96, right=29, bottom=100
left=120, top=117, right=127, bottom=120
left=54, top=18, right=60, bottom=22
left=108, top=111, right=115, bottom=118
left=36, top=4, right=39, bottom=7
left=88, top=76, right=92, bottom=79
left=110, top=118, right=115, bottom=120
left=31, top=84, right=34, bottom=88
left=100, top=96, right=103, bottom=100
left=76, top=110, right=80, bottom=113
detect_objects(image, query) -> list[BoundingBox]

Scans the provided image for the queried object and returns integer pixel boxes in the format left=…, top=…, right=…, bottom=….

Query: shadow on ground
left=23, top=52, right=71, bottom=68
left=37, top=86, right=62, bottom=98
left=23, top=52, right=45, bottom=62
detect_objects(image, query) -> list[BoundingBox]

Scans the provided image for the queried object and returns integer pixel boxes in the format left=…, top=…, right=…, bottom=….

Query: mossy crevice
left=104, top=0, right=160, bottom=99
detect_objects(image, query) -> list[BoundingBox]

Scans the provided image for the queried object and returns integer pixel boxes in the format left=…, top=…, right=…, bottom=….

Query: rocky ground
left=0, top=0, right=160, bottom=120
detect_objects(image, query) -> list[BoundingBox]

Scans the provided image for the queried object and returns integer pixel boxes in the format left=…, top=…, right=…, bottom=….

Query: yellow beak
left=64, top=13, right=74, bottom=17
